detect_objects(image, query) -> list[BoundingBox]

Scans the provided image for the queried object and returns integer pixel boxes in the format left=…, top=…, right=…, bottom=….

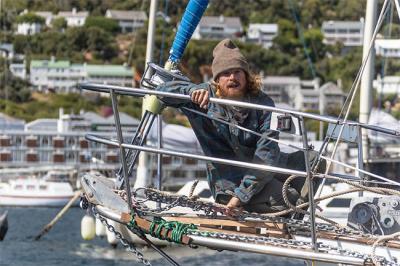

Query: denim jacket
left=157, top=81, right=281, bottom=204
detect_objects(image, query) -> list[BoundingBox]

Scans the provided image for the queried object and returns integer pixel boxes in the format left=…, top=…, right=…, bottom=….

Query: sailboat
left=77, top=0, right=400, bottom=265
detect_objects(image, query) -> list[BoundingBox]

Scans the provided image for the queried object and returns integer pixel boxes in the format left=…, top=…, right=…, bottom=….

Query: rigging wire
left=287, top=0, right=317, bottom=79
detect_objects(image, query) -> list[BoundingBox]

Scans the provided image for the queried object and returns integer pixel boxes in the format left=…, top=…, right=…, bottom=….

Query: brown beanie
left=211, top=39, right=249, bottom=81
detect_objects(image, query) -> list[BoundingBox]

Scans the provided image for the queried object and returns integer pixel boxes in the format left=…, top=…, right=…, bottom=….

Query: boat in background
left=0, top=171, right=76, bottom=207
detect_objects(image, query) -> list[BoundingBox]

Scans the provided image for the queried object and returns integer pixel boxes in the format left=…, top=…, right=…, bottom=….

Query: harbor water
left=0, top=207, right=304, bottom=266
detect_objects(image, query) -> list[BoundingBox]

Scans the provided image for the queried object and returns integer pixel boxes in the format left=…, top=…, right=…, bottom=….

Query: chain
left=187, top=229, right=398, bottom=266
left=112, top=189, right=400, bottom=265
left=91, top=205, right=152, bottom=266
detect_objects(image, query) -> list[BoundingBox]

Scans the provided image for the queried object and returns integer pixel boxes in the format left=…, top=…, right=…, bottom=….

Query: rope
left=148, top=218, right=197, bottom=243
left=371, top=232, right=400, bottom=266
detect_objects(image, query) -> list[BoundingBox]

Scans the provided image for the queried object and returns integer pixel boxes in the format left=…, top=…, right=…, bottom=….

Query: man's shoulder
left=250, top=90, right=275, bottom=107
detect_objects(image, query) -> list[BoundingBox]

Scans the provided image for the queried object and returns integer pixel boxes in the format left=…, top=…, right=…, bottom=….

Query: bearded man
left=156, top=39, right=303, bottom=214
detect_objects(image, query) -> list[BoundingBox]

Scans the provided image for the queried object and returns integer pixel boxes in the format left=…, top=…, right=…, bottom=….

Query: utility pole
left=135, top=0, right=158, bottom=189
left=359, top=0, right=377, bottom=170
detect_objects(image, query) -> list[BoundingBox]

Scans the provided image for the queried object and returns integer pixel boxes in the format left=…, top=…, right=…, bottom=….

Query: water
left=0, top=207, right=304, bottom=266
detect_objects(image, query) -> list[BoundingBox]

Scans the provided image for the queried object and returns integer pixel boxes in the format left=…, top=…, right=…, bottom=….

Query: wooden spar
left=120, top=212, right=192, bottom=245
left=34, top=191, right=81, bottom=240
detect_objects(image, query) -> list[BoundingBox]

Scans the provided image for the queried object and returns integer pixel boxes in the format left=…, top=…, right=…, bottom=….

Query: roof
left=85, top=65, right=133, bottom=77
left=375, top=39, right=400, bottom=49
left=0, top=43, right=13, bottom=53
left=31, top=60, right=70, bottom=68
left=35, top=12, right=53, bottom=18
left=58, top=10, right=88, bottom=18
left=248, top=23, right=278, bottom=32
left=199, top=16, right=242, bottom=28
left=322, top=20, right=364, bottom=29
left=25, top=119, right=57, bottom=132
left=83, top=111, right=139, bottom=125
left=263, top=76, right=300, bottom=84
left=320, top=82, right=344, bottom=94
left=106, top=10, right=147, bottom=21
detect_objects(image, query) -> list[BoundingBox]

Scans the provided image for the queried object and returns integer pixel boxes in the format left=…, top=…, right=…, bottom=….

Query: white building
left=192, top=15, right=243, bottom=40
left=373, top=75, right=400, bottom=95
left=262, top=76, right=345, bottom=112
left=36, top=11, right=54, bottom=27
left=0, top=43, right=14, bottom=59
left=321, top=20, right=364, bottom=47
left=375, top=39, right=400, bottom=58
left=57, top=8, right=88, bottom=27
left=247, top=23, right=278, bottom=49
left=9, top=62, right=26, bottom=79
left=10, top=58, right=134, bottom=93
left=105, top=10, right=147, bottom=33
left=16, top=22, right=42, bottom=35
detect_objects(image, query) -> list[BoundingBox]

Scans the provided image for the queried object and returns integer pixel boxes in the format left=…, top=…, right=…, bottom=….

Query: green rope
left=149, top=218, right=197, bottom=244
left=127, top=214, right=197, bottom=244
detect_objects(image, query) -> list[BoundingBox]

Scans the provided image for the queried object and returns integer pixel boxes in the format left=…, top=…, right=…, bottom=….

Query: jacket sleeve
left=156, top=81, right=210, bottom=108
left=234, top=103, right=280, bottom=203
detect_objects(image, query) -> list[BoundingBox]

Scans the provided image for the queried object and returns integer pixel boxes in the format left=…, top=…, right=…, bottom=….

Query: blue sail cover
left=168, top=0, right=209, bottom=63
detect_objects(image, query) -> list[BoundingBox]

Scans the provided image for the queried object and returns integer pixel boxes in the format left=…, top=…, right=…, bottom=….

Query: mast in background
left=135, top=0, right=158, bottom=189
left=359, top=0, right=377, bottom=166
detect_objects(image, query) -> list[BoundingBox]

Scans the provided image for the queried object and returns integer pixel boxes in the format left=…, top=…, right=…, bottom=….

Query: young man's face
left=217, top=68, right=247, bottom=100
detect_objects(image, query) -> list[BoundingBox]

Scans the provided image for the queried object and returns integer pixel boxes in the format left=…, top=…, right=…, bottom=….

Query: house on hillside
left=105, top=10, right=147, bottom=33
left=321, top=19, right=364, bottom=47
left=35, top=11, right=54, bottom=27
left=375, top=39, right=400, bottom=58
left=246, top=23, right=278, bottom=49
left=57, top=8, right=88, bottom=27
left=15, top=11, right=45, bottom=35
left=192, top=15, right=243, bottom=40
left=262, top=76, right=345, bottom=112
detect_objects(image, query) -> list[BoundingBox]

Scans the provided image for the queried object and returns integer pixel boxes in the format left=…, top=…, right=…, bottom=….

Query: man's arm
left=157, top=81, right=210, bottom=108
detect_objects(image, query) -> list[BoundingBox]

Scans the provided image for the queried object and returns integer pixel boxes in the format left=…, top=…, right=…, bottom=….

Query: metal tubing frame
left=156, top=114, right=163, bottom=208
left=357, top=125, right=364, bottom=197
left=299, top=118, right=317, bottom=251
left=78, top=83, right=400, bottom=138
left=110, top=89, right=133, bottom=211
left=86, top=134, right=308, bottom=177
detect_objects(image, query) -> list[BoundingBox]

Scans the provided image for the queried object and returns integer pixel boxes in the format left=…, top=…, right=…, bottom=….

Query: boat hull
left=0, top=195, right=76, bottom=207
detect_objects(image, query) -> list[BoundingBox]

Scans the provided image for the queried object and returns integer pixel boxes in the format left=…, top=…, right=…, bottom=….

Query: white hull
left=0, top=195, right=75, bottom=207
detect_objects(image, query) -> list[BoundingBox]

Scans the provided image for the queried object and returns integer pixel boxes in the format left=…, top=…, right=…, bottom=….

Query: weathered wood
left=120, top=212, right=192, bottom=245
left=163, top=216, right=286, bottom=230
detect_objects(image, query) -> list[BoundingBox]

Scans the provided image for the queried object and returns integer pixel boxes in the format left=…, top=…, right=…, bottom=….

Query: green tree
left=52, top=17, right=67, bottom=32
left=15, top=13, right=45, bottom=24
left=84, top=16, right=119, bottom=33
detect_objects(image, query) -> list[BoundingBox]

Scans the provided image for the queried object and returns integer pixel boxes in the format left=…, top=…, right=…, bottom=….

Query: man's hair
left=212, top=72, right=262, bottom=97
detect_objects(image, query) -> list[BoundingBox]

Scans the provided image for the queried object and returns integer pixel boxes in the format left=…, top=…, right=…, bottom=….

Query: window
left=39, top=185, right=47, bottom=190
left=27, top=185, right=35, bottom=190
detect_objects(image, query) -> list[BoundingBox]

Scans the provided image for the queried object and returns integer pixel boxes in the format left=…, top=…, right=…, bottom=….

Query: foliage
left=52, top=17, right=67, bottom=31
left=15, top=13, right=45, bottom=24
left=84, top=16, right=119, bottom=33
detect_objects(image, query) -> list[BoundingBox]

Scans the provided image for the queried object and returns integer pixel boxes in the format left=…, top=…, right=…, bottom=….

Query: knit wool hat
left=211, top=39, right=249, bottom=81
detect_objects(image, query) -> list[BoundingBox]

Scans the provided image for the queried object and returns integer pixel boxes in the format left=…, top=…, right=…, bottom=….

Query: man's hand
left=225, top=196, right=243, bottom=217
left=191, top=89, right=209, bottom=109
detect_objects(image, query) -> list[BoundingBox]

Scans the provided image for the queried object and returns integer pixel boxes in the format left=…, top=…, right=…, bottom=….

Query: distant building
left=321, top=20, right=364, bottom=47
left=0, top=113, right=25, bottom=131
left=0, top=43, right=14, bottom=59
left=373, top=75, right=400, bottom=95
left=0, top=111, right=206, bottom=182
left=262, top=76, right=345, bottom=112
left=9, top=58, right=134, bottom=93
left=16, top=22, right=42, bottom=35
left=36, top=11, right=54, bottom=27
left=192, top=15, right=243, bottom=40
left=246, top=23, right=278, bottom=49
left=9, top=62, right=26, bottom=79
left=375, top=39, right=400, bottom=58
left=57, top=8, right=88, bottom=27
left=105, top=10, right=147, bottom=33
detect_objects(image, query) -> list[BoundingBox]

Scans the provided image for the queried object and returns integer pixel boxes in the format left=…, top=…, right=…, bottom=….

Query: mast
left=135, top=0, right=158, bottom=189
left=359, top=0, right=377, bottom=168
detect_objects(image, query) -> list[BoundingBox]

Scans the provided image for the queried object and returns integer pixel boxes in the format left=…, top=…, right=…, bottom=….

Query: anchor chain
left=116, top=188, right=400, bottom=266
left=91, top=205, right=152, bottom=266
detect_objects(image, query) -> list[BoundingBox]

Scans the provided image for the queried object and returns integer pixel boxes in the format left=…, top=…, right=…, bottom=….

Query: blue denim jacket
left=157, top=81, right=281, bottom=204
